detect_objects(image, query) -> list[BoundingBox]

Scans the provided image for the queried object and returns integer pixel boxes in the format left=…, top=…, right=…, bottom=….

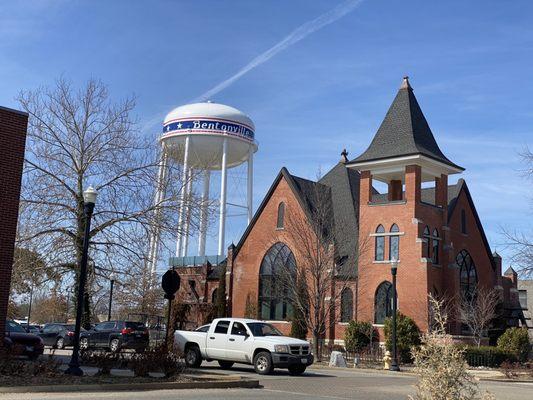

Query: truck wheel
left=109, top=338, right=120, bottom=353
left=253, top=351, right=273, bottom=375
left=288, top=365, right=306, bottom=376
left=80, top=338, right=89, bottom=350
left=218, top=360, right=234, bottom=369
left=185, top=346, right=202, bottom=368
left=55, top=337, right=65, bottom=350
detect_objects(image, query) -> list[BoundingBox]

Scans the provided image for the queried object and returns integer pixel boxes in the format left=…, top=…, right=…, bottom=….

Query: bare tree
left=16, top=78, right=205, bottom=325
left=503, top=147, right=533, bottom=276
left=274, top=180, right=365, bottom=359
left=458, top=286, right=500, bottom=347
left=410, top=294, right=495, bottom=400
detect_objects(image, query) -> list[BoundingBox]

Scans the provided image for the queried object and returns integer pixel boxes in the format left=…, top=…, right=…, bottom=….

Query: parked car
left=23, top=324, right=41, bottom=334
left=174, top=318, right=313, bottom=375
left=80, top=320, right=149, bottom=353
left=4, top=320, right=44, bottom=360
left=38, top=323, right=83, bottom=349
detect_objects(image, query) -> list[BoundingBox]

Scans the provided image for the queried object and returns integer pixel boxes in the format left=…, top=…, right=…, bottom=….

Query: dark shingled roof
left=351, top=77, right=463, bottom=171
left=504, top=266, right=517, bottom=276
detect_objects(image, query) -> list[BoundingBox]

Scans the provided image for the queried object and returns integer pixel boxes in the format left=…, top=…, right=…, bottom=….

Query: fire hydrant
left=383, top=350, right=391, bottom=370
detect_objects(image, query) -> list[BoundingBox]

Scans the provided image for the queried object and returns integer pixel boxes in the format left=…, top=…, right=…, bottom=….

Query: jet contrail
left=195, top=0, right=364, bottom=102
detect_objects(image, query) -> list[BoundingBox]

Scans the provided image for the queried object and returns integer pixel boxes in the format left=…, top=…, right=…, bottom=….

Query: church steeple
left=348, top=77, right=463, bottom=180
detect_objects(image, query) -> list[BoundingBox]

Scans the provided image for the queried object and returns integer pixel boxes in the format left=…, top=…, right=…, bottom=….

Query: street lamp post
left=107, top=273, right=115, bottom=322
left=65, top=186, right=97, bottom=376
left=390, top=258, right=400, bottom=372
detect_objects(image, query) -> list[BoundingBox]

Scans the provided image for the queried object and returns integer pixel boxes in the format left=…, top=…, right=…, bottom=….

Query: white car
left=174, top=318, right=313, bottom=375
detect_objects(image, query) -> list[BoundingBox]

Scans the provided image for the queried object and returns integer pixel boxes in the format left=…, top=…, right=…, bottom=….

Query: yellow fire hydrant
left=383, top=350, right=391, bottom=370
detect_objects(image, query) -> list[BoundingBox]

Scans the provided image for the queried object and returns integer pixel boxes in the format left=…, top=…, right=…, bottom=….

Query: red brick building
left=0, top=106, right=28, bottom=341
left=174, top=78, right=523, bottom=342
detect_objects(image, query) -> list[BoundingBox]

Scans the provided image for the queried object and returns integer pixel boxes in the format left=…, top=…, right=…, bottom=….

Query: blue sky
left=1, top=0, right=532, bottom=266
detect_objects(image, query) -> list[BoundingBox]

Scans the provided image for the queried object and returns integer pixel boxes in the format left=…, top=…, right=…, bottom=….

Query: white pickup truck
left=174, top=318, right=313, bottom=375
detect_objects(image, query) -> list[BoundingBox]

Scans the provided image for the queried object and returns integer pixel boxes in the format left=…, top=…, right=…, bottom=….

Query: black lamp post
left=390, top=258, right=400, bottom=372
left=65, top=186, right=97, bottom=376
left=107, top=273, right=115, bottom=322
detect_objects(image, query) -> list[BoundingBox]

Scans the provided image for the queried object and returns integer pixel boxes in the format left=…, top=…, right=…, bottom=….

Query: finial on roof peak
left=341, top=148, right=349, bottom=163
left=400, top=76, right=412, bottom=90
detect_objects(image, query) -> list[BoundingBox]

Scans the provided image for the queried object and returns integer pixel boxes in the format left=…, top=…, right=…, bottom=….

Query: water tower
left=147, top=102, right=257, bottom=274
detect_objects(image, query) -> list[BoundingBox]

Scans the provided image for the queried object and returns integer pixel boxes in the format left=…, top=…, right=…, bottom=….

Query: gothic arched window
left=423, top=226, right=431, bottom=258
left=340, top=288, right=354, bottom=323
left=276, top=202, right=285, bottom=229
left=211, top=288, right=218, bottom=303
left=259, top=242, right=296, bottom=320
left=461, top=209, right=467, bottom=234
left=457, top=249, right=477, bottom=300
left=374, top=281, right=393, bottom=324
left=375, top=225, right=385, bottom=261
left=389, top=224, right=400, bottom=261
left=432, top=229, right=440, bottom=264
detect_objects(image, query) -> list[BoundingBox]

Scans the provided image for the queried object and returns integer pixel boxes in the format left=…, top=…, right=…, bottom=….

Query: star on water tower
left=147, top=102, right=258, bottom=274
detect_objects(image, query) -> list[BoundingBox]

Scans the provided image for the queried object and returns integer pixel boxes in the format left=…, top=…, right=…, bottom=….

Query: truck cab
left=174, top=318, right=313, bottom=375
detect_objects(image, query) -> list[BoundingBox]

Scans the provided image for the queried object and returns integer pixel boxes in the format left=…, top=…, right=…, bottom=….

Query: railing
left=168, top=255, right=225, bottom=267
left=315, top=341, right=385, bottom=365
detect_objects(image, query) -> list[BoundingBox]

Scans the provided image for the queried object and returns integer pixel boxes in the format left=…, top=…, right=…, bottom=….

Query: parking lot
left=25, top=349, right=533, bottom=400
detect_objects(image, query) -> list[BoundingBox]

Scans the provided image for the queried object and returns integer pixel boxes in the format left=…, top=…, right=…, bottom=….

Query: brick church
left=174, top=77, right=523, bottom=342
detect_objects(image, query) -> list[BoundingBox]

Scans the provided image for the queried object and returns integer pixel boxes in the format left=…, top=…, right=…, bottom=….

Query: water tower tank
left=148, top=102, right=257, bottom=275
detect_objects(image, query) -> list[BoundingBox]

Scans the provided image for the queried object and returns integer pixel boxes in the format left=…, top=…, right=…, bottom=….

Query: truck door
left=226, top=321, right=252, bottom=362
left=206, top=320, right=230, bottom=359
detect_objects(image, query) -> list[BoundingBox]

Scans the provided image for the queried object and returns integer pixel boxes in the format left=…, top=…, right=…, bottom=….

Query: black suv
left=38, top=323, right=81, bottom=349
left=80, top=321, right=149, bottom=353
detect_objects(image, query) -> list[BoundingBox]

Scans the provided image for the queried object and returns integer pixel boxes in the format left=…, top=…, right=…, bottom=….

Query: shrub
left=290, top=306, right=308, bottom=340
left=384, top=313, right=421, bottom=363
left=80, top=350, right=126, bottom=375
left=244, top=292, right=258, bottom=319
left=497, top=327, right=530, bottom=362
left=128, top=345, right=185, bottom=378
left=344, top=321, right=374, bottom=353
left=462, top=345, right=516, bottom=368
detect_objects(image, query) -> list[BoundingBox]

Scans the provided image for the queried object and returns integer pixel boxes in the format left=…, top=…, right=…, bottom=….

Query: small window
left=389, top=224, right=400, bottom=261
left=214, top=320, right=230, bottom=334
left=211, top=288, right=218, bottom=303
left=231, top=322, right=248, bottom=336
left=423, top=226, right=431, bottom=258
left=432, top=229, right=439, bottom=264
left=375, top=225, right=385, bottom=261
left=276, top=202, right=285, bottom=229
left=461, top=209, right=467, bottom=234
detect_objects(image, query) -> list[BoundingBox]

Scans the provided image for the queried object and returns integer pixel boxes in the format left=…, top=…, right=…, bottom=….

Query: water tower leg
left=217, top=137, right=228, bottom=256
left=198, top=169, right=210, bottom=257
left=181, top=168, right=193, bottom=257
left=148, top=148, right=168, bottom=276
left=176, top=136, right=190, bottom=257
left=247, top=147, right=253, bottom=224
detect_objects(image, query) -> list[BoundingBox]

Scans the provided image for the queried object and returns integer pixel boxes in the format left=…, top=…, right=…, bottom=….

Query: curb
left=0, top=377, right=260, bottom=394
left=477, top=378, right=533, bottom=384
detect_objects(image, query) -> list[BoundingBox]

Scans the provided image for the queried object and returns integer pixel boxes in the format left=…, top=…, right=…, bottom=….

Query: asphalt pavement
left=2, top=349, right=531, bottom=400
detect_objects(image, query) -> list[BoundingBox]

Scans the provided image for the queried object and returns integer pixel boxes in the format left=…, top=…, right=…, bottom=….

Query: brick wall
left=0, top=106, right=28, bottom=340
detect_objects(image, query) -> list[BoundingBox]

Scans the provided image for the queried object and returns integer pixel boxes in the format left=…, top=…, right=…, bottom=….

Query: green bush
left=462, top=345, right=516, bottom=368
left=384, top=313, right=421, bottom=363
left=497, top=327, right=531, bottom=362
left=290, top=308, right=308, bottom=340
left=344, top=321, right=374, bottom=353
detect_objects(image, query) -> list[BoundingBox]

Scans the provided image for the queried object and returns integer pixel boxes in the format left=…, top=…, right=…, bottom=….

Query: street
left=2, top=354, right=532, bottom=400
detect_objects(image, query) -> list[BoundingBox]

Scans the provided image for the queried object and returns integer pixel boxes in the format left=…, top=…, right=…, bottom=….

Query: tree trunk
left=313, top=331, right=321, bottom=362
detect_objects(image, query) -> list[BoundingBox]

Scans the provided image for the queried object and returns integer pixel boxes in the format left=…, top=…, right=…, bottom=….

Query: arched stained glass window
left=375, top=225, right=385, bottom=261
left=389, top=224, right=400, bottom=261
left=276, top=202, right=285, bottom=229
left=374, top=281, right=393, bottom=324
left=457, top=249, right=477, bottom=300
left=340, top=288, right=354, bottom=322
left=259, top=242, right=296, bottom=320
left=432, top=229, right=439, bottom=264
left=423, top=226, right=431, bottom=258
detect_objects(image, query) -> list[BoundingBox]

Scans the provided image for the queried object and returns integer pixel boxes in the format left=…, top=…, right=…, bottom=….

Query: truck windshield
left=246, top=323, right=283, bottom=337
